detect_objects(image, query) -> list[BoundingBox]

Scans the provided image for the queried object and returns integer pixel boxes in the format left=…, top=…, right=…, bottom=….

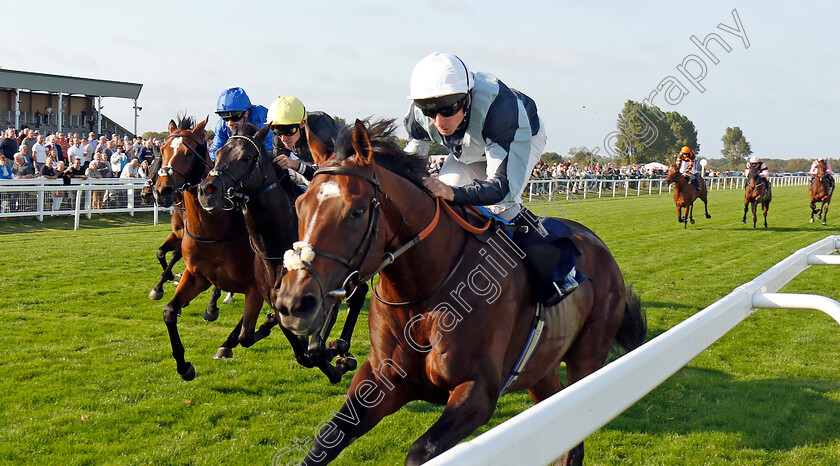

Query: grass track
left=1, top=185, right=838, bottom=465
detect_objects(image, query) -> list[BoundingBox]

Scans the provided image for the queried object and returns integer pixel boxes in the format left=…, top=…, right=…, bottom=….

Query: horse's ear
left=255, top=125, right=271, bottom=146
left=168, top=120, right=177, bottom=133
left=308, top=128, right=332, bottom=167
left=351, top=119, right=373, bottom=167
left=194, top=117, right=208, bottom=135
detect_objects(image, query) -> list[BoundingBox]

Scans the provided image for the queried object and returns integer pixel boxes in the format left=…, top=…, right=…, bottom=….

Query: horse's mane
left=175, top=113, right=196, bottom=131
left=334, top=119, right=428, bottom=186
left=233, top=123, right=259, bottom=138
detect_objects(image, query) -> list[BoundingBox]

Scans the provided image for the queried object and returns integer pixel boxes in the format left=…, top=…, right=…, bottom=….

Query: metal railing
left=524, top=174, right=833, bottom=201
left=0, top=178, right=160, bottom=229
left=426, top=235, right=840, bottom=466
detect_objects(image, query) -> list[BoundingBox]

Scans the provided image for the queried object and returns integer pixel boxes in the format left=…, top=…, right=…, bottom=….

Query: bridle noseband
left=158, top=132, right=211, bottom=194
left=206, top=134, right=283, bottom=209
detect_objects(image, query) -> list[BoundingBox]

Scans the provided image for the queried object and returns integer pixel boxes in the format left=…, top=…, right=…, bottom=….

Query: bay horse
left=276, top=120, right=646, bottom=465
left=742, top=165, right=771, bottom=228
left=666, top=164, right=711, bottom=229
left=152, top=116, right=278, bottom=380
left=196, top=124, right=365, bottom=382
left=809, top=159, right=833, bottom=225
left=141, top=168, right=224, bottom=321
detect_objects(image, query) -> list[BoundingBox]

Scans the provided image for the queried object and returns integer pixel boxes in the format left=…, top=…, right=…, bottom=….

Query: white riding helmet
left=408, top=52, right=474, bottom=100
left=749, top=156, right=760, bottom=163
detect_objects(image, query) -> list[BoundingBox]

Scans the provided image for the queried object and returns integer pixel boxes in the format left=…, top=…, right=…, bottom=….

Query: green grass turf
left=0, top=185, right=838, bottom=465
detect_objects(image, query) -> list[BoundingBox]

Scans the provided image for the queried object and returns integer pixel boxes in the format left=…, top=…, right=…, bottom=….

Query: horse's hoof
left=810, top=218, right=815, bottom=223
left=173, top=273, right=182, bottom=281
left=222, top=292, right=233, bottom=304
left=741, top=220, right=746, bottom=224
left=706, top=214, right=711, bottom=219
left=213, top=347, right=234, bottom=359
left=149, top=289, right=164, bottom=300
left=203, top=307, right=219, bottom=322
left=823, top=222, right=827, bottom=226
left=336, top=355, right=358, bottom=374
left=690, top=219, right=695, bottom=224
left=179, top=362, right=196, bottom=381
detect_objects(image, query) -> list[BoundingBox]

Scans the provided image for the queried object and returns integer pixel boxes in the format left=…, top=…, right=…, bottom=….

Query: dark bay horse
left=152, top=116, right=277, bottom=380
left=276, top=120, right=646, bottom=465
left=666, top=164, right=711, bottom=229
left=196, top=124, right=364, bottom=382
left=141, top=176, right=224, bottom=321
left=809, top=159, right=833, bottom=225
left=742, top=165, right=771, bottom=228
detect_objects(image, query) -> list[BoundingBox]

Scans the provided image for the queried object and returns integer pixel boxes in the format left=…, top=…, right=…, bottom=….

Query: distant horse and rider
left=666, top=147, right=711, bottom=228
left=742, top=156, right=772, bottom=228
left=809, top=157, right=834, bottom=226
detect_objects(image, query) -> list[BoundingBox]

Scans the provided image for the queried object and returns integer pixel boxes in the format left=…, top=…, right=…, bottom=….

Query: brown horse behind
left=276, top=120, right=646, bottom=465
left=742, top=165, right=771, bottom=228
left=666, top=164, right=711, bottom=228
left=141, top=162, right=225, bottom=322
left=809, top=160, right=833, bottom=226
left=152, top=116, right=276, bottom=380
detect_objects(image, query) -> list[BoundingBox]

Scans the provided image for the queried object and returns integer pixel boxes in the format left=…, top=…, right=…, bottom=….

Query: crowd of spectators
left=0, top=127, right=158, bottom=212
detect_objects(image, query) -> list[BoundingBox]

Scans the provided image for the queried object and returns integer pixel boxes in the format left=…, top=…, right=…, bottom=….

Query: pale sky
left=4, top=1, right=836, bottom=159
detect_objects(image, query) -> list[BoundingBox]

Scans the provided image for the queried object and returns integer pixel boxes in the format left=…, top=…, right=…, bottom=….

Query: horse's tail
left=614, top=283, right=646, bottom=353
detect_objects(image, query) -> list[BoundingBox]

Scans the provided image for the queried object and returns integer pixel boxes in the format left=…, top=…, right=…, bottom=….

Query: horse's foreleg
left=752, top=201, right=758, bottom=228
left=163, top=269, right=211, bottom=381
left=810, top=200, right=818, bottom=223
left=405, top=378, right=499, bottom=466
left=688, top=204, right=695, bottom=225
left=302, top=362, right=412, bottom=466
left=676, top=205, right=683, bottom=224
left=327, top=282, right=367, bottom=376
left=279, top=325, right=315, bottom=368
left=151, top=247, right=182, bottom=300
left=742, top=202, right=749, bottom=224
left=203, top=286, right=221, bottom=322
left=236, top=289, right=267, bottom=348
left=822, top=201, right=829, bottom=226
left=156, top=232, right=179, bottom=270
left=214, top=318, right=243, bottom=360
left=763, top=201, right=770, bottom=228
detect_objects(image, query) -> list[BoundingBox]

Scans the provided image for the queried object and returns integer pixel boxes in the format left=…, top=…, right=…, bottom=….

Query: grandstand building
left=0, top=69, right=142, bottom=137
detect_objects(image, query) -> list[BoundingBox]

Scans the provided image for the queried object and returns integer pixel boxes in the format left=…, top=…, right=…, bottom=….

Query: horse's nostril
left=295, top=295, right=319, bottom=315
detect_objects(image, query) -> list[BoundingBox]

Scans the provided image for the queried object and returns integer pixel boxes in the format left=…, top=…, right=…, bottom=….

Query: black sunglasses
left=420, top=96, right=467, bottom=119
left=271, top=125, right=300, bottom=137
left=218, top=111, right=246, bottom=122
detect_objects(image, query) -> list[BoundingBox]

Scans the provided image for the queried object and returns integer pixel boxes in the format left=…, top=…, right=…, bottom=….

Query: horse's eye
left=351, top=207, right=366, bottom=218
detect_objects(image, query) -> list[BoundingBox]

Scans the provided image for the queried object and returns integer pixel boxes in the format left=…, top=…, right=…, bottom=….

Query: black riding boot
left=511, top=208, right=579, bottom=308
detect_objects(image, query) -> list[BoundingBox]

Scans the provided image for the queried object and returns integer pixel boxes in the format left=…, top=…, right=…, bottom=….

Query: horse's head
left=198, top=124, right=271, bottom=213
left=153, top=116, right=209, bottom=207
left=747, top=164, right=763, bottom=187
left=665, top=164, right=682, bottom=183
left=276, top=120, right=394, bottom=335
left=815, top=159, right=828, bottom=178
left=140, top=155, right=160, bottom=205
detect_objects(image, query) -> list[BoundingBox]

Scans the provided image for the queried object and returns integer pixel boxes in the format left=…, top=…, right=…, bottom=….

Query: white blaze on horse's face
left=301, top=181, right=341, bottom=244
left=284, top=181, right=342, bottom=271
left=163, top=136, right=183, bottom=169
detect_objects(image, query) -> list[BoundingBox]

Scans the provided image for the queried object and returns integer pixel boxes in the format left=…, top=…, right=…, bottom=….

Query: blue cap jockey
left=209, top=87, right=273, bottom=160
